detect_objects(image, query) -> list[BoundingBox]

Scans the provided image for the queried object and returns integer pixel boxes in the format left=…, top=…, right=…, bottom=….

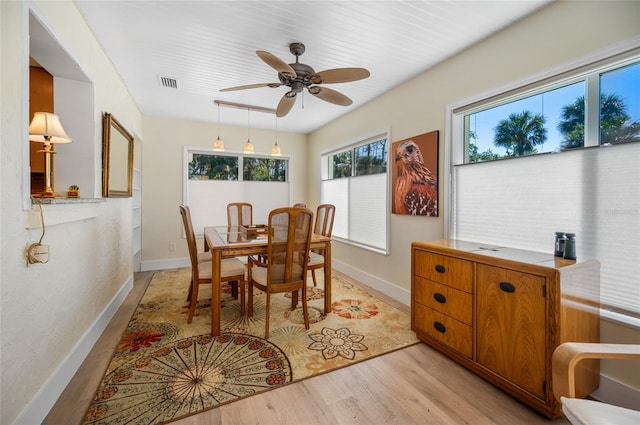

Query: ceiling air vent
left=158, top=75, right=179, bottom=89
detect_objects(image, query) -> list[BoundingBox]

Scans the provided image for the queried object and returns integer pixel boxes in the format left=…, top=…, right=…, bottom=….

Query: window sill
left=27, top=197, right=106, bottom=228
left=601, top=308, right=640, bottom=331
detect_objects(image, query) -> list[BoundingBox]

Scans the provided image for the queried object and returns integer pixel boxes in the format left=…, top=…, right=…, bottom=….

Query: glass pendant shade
left=271, top=115, right=281, bottom=156
left=213, top=103, right=224, bottom=151
left=271, top=141, right=281, bottom=156
left=243, top=139, right=254, bottom=154
left=213, top=136, right=224, bottom=151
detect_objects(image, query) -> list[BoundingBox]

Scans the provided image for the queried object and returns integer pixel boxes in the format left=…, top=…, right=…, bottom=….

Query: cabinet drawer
left=414, top=250, right=473, bottom=292
left=414, top=277, right=472, bottom=325
left=414, top=303, right=472, bottom=358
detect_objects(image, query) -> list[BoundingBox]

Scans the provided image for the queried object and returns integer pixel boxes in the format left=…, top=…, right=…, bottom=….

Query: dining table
left=203, top=225, right=332, bottom=336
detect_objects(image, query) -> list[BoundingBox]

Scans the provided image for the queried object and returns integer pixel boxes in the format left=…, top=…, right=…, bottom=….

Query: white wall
left=139, top=115, right=308, bottom=270
left=0, top=1, right=142, bottom=424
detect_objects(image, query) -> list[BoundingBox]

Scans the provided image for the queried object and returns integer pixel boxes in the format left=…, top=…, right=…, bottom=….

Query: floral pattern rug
left=83, top=268, right=418, bottom=424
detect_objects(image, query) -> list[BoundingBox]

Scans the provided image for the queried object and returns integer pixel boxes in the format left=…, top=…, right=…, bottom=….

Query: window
left=450, top=51, right=640, bottom=322
left=321, top=132, right=389, bottom=254
left=184, top=149, right=290, bottom=234
left=462, top=61, right=639, bottom=163
left=243, top=157, right=287, bottom=181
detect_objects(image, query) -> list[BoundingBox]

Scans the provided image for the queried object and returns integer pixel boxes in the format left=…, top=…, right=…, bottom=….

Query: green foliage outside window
left=355, top=138, right=387, bottom=176
left=330, top=137, right=387, bottom=179
left=243, top=157, right=287, bottom=181
left=189, top=153, right=238, bottom=180
left=331, top=151, right=352, bottom=178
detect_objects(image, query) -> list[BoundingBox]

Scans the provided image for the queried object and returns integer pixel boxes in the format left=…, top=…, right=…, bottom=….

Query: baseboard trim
left=141, top=257, right=190, bottom=272
left=141, top=257, right=411, bottom=306
left=591, top=373, right=640, bottom=410
left=332, top=259, right=410, bottom=307
left=15, top=275, right=134, bottom=425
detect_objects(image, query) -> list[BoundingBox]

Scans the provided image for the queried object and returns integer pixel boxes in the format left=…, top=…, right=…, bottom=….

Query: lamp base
left=31, top=190, right=61, bottom=198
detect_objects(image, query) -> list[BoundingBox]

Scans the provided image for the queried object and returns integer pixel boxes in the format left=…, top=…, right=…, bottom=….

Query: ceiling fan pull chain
left=302, top=90, right=305, bottom=110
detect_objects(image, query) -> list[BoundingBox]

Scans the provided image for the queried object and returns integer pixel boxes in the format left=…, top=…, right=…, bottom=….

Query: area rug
left=83, top=268, right=418, bottom=424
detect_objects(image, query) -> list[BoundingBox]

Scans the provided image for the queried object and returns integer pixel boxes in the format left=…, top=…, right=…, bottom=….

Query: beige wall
left=306, top=0, right=640, bottom=390
left=140, top=115, right=308, bottom=265
left=1, top=1, right=141, bottom=423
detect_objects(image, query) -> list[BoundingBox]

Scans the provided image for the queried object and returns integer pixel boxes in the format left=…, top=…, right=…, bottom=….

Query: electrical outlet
left=169, top=242, right=176, bottom=252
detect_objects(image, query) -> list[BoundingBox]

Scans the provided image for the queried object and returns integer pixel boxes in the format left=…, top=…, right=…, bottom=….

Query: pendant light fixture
left=271, top=115, right=281, bottom=156
left=243, top=107, right=254, bottom=154
left=213, top=102, right=224, bottom=151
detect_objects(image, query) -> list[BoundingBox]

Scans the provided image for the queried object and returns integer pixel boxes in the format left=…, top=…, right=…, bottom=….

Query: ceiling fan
left=220, top=42, right=370, bottom=117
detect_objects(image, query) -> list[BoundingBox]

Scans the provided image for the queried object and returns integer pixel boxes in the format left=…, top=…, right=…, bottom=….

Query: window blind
left=453, top=142, right=640, bottom=317
left=187, top=180, right=289, bottom=236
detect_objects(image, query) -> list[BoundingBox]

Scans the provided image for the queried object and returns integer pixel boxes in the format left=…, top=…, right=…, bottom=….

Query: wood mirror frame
left=102, top=113, right=134, bottom=197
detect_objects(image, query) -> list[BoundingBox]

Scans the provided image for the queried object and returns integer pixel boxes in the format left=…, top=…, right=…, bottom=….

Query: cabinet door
left=476, top=264, right=547, bottom=399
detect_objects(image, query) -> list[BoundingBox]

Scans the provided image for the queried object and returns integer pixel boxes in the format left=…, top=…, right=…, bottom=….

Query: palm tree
left=493, top=111, right=547, bottom=156
left=558, top=93, right=639, bottom=148
left=557, top=97, right=585, bottom=150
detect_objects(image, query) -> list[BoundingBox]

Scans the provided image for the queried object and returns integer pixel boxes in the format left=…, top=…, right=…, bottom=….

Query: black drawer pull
left=434, top=321, right=446, bottom=333
left=499, top=282, right=516, bottom=293
left=435, top=264, right=446, bottom=273
left=434, top=293, right=447, bottom=304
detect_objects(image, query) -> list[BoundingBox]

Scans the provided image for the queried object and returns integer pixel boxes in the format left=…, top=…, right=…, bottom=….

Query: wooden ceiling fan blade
left=310, top=68, right=370, bottom=84
left=308, top=86, right=352, bottom=106
left=220, top=83, right=280, bottom=92
left=277, top=93, right=296, bottom=117
left=256, top=50, right=297, bottom=77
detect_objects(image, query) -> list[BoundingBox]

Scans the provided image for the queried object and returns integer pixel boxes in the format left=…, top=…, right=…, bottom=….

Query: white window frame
left=320, top=129, right=391, bottom=255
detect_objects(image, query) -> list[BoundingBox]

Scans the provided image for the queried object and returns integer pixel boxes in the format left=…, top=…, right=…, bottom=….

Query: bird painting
left=394, top=139, right=438, bottom=216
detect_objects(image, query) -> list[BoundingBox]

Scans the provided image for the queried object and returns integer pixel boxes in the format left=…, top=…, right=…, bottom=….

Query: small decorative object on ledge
left=67, top=185, right=79, bottom=198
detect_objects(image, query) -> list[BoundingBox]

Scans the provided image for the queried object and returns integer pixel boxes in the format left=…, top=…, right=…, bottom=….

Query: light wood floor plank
left=46, top=271, right=567, bottom=425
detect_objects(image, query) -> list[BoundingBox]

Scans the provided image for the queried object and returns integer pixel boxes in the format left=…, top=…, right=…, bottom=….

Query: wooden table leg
left=211, top=249, right=221, bottom=336
left=324, top=241, right=332, bottom=313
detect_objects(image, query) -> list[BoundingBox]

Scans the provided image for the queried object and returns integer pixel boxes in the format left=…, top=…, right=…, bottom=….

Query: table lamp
left=29, top=112, right=73, bottom=198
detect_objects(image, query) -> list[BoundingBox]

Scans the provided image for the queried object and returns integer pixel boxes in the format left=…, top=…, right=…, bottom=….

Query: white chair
left=552, top=342, right=640, bottom=425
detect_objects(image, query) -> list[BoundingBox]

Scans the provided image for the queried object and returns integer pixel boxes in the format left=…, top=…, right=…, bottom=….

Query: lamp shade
left=29, top=112, right=72, bottom=144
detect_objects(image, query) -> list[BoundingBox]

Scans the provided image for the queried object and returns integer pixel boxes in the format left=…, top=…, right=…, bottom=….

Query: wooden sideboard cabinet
left=411, top=239, right=600, bottom=418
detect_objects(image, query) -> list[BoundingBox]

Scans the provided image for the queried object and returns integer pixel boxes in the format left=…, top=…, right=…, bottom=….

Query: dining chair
left=227, top=202, right=253, bottom=227
left=552, top=342, right=640, bottom=425
left=308, top=204, right=335, bottom=286
left=180, top=205, right=246, bottom=322
left=247, top=207, right=314, bottom=338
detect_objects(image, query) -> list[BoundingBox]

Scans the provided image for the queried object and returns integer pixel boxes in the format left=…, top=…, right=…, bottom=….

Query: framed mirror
left=102, top=113, right=134, bottom=197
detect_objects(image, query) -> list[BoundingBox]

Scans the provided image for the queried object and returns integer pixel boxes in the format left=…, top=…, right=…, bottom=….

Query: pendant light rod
left=214, top=100, right=276, bottom=115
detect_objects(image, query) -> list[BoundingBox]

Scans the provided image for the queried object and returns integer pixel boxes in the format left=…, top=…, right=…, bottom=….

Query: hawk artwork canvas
left=392, top=130, right=439, bottom=216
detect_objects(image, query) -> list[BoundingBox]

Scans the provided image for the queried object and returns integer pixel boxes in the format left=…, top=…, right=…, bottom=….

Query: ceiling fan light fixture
left=220, top=43, right=370, bottom=118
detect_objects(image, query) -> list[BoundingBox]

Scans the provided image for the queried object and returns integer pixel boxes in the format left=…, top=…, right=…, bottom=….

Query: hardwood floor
left=45, top=271, right=567, bottom=425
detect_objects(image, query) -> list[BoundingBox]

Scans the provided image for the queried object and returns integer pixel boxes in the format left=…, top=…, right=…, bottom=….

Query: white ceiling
left=74, top=0, right=553, bottom=134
